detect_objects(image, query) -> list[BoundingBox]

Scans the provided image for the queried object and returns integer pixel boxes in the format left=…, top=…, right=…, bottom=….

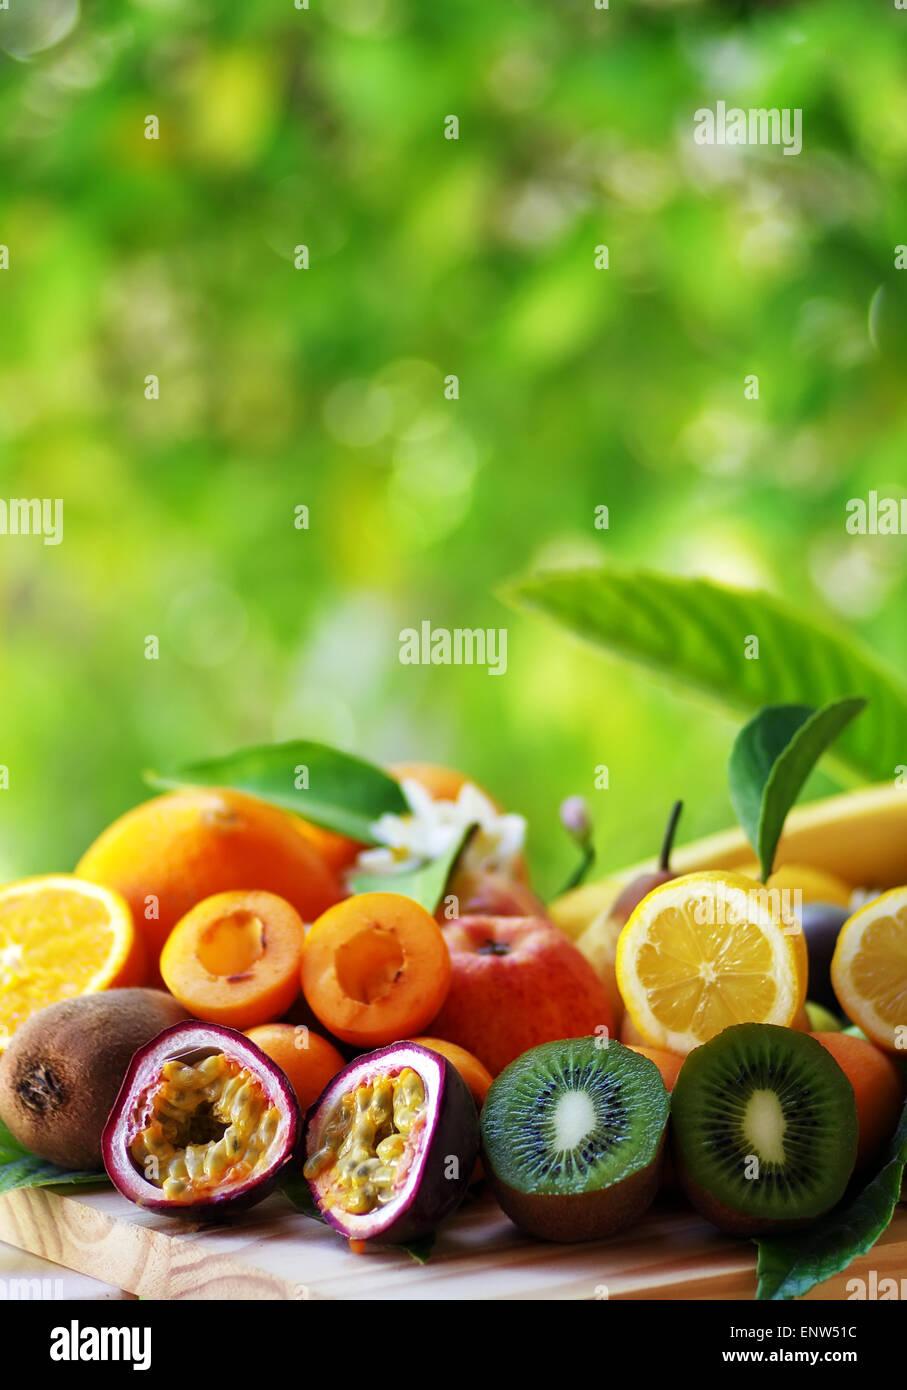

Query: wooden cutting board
left=0, top=1184, right=904, bottom=1300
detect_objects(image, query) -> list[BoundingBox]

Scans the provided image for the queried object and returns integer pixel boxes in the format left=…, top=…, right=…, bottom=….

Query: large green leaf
left=504, top=566, right=907, bottom=784
left=755, top=1100, right=907, bottom=1301
left=729, top=699, right=867, bottom=879
left=146, top=741, right=408, bottom=844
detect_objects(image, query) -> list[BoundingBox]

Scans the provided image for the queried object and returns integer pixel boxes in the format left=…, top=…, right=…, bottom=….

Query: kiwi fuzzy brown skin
left=0, top=989, right=188, bottom=1169
left=486, top=1138, right=665, bottom=1243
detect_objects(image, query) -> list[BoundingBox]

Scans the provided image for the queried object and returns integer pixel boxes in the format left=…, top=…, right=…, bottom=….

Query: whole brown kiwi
left=0, top=989, right=188, bottom=1169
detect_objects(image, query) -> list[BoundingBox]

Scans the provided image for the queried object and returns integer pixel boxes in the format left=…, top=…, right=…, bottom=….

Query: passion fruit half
left=102, top=1022, right=299, bottom=1217
left=303, top=1042, right=479, bottom=1245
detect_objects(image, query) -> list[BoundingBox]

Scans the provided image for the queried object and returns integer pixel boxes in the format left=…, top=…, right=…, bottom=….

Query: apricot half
left=300, top=893, right=451, bottom=1047
left=160, top=891, right=305, bottom=1030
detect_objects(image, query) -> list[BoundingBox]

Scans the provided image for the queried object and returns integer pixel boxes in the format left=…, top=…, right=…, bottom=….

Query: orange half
left=0, top=875, right=141, bottom=1050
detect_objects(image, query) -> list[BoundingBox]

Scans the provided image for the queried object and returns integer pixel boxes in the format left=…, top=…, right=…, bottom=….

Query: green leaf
left=145, top=741, right=408, bottom=844
left=280, top=1171, right=326, bottom=1223
left=400, top=1233, right=436, bottom=1264
left=279, top=1172, right=436, bottom=1263
left=755, top=1100, right=907, bottom=1301
left=0, top=1119, right=110, bottom=1196
left=503, top=566, right=907, bottom=784
left=348, top=824, right=478, bottom=914
left=728, top=698, right=867, bottom=879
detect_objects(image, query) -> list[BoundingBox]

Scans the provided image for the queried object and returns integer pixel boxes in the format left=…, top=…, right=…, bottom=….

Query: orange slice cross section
left=0, top=875, right=140, bottom=1049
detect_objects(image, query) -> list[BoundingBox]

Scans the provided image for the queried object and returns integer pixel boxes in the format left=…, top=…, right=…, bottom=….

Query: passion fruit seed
left=303, top=1066, right=427, bottom=1215
left=129, top=1053, right=282, bottom=1202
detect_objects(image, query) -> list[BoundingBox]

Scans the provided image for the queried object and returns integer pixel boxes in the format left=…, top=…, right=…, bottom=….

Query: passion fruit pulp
left=303, top=1043, right=479, bottom=1245
left=102, top=1022, right=299, bottom=1217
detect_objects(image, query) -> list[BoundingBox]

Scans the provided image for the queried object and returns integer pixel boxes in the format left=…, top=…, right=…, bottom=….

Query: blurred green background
left=0, top=0, right=905, bottom=896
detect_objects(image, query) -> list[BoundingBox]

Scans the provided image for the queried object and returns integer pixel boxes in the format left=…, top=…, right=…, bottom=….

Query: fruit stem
left=659, top=800, right=683, bottom=871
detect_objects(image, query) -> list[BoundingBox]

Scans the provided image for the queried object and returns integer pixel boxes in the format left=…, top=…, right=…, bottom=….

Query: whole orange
left=408, top=1036, right=494, bottom=1110
left=245, top=1023, right=346, bottom=1114
left=627, top=1043, right=684, bottom=1191
left=293, top=818, right=363, bottom=878
left=626, top=1045, right=683, bottom=1092
left=812, top=1032, right=905, bottom=1169
left=76, top=789, right=342, bottom=982
left=409, top=1035, right=494, bottom=1183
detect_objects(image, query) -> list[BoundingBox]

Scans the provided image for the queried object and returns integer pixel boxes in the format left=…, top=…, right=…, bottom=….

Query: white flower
left=351, top=779, right=526, bottom=880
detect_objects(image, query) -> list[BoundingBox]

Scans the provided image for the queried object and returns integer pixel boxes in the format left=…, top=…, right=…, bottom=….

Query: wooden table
left=0, top=1185, right=903, bottom=1300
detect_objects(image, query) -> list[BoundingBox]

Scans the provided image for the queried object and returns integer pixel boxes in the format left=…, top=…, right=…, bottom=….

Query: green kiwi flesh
left=671, top=1023, right=858, bottom=1236
left=480, top=1037, right=670, bottom=1242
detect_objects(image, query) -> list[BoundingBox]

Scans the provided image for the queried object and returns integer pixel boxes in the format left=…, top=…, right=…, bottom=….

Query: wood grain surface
left=0, top=1185, right=903, bottom=1301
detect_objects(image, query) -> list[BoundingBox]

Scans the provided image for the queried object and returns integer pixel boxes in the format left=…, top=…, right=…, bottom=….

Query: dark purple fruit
left=102, top=1022, right=299, bottom=1217
left=610, top=800, right=684, bottom=925
left=303, top=1042, right=479, bottom=1245
left=799, top=902, right=850, bottom=1014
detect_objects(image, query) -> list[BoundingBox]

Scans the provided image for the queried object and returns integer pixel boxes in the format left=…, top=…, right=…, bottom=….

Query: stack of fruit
left=0, top=746, right=904, bottom=1272
left=550, top=812, right=906, bottom=1240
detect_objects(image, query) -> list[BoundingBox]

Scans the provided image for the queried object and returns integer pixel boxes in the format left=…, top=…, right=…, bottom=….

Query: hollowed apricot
left=160, top=890, right=306, bottom=1030
left=300, top=893, right=452, bottom=1047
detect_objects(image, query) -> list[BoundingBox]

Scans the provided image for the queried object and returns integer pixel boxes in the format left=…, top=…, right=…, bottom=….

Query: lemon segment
left=615, top=871, right=807, bottom=1055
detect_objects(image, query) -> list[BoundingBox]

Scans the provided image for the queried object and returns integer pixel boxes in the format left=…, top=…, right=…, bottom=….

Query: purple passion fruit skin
left=303, top=1042, right=479, bottom=1245
left=102, top=1022, right=300, bottom=1218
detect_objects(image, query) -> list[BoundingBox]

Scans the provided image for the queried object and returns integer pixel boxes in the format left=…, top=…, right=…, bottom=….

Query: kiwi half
left=480, top=1037, right=670, bottom=1243
left=671, top=1023, right=858, bottom=1236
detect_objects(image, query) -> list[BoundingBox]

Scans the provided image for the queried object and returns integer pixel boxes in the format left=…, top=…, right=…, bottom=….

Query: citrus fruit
left=244, top=1023, right=346, bottom=1113
left=0, top=875, right=142, bottom=1050
left=293, top=818, right=363, bottom=877
left=76, top=789, right=343, bottom=981
left=811, top=1031, right=904, bottom=1168
left=408, top=1036, right=493, bottom=1110
left=615, top=871, right=807, bottom=1055
left=831, top=887, right=907, bottom=1052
